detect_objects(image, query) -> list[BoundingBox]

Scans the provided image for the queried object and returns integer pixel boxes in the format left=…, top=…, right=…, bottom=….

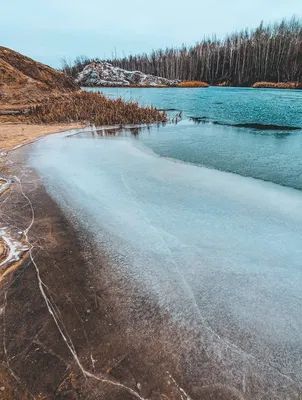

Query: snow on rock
left=76, top=61, right=180, bottom=87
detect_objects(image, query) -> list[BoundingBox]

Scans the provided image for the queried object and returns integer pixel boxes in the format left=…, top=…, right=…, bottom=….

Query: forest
left=61, top=18, right=302, bottom=86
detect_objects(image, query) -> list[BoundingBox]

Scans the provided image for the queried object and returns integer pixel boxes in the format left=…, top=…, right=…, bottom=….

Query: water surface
left=86, top=87, right=302, bottom=189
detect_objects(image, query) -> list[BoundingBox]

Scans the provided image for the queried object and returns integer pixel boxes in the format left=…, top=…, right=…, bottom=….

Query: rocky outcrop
left=76, top=61, right=180, bottom=87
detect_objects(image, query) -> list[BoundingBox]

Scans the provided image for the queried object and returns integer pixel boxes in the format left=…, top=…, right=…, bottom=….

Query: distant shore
left=82, top=80, right=209, bottom=88
left=82, top=81, right=301, bottom=89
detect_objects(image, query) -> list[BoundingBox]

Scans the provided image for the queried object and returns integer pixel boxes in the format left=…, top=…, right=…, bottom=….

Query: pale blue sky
left=1, top=0, right=301, bottom=67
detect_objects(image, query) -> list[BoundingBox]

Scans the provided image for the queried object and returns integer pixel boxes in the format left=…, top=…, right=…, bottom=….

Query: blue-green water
left=86, top=87, right=302, bottom=189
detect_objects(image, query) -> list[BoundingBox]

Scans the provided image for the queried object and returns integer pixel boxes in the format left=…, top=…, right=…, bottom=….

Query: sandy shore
left=0, top=121, right=83, bottom=152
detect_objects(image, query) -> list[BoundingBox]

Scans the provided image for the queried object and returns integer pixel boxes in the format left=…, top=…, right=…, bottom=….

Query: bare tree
left=63, top=18, right=302, bottom=86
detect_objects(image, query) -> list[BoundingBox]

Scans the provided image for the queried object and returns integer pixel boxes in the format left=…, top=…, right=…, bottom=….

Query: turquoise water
left=86, top=87, right=302, bottom=189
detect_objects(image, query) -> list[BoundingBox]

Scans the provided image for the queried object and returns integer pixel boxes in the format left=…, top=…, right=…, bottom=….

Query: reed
left=178, top=81, right=209, bottom=88
left=252, top=82, right=302, bottom=89
left=27, top=91, right=167, bottom=125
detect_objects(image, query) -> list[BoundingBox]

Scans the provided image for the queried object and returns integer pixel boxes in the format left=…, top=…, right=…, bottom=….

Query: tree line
left=61, top=18, right=302, bottom=86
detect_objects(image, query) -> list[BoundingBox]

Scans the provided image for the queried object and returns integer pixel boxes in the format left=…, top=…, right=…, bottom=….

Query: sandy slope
left=0, top=122, right=82, bottom=151
left=0, top=46, right=78, bottom=111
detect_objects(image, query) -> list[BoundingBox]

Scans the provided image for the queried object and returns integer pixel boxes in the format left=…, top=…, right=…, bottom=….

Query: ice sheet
left=29, top=132, right=302, bottom=397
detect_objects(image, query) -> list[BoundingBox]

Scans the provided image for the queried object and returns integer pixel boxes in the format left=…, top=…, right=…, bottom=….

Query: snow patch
left=0, top=227, right=29, bottom=268
left=76, top=61, right=180, bottom=87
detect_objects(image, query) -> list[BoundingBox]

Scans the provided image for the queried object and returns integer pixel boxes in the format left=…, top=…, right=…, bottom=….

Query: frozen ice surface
left=29, top=131, right=302, bottom=398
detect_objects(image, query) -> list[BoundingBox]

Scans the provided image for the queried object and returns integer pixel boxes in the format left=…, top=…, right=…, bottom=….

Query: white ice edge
left=0, top=178, right=11, bottom=195
left=0, top=229, right=19, bottom=267
left=0, top=228, right=29, bottom=268
left=0, top=179, right=29, bottom=268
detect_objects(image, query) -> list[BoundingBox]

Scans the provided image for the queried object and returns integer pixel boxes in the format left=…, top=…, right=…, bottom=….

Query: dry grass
left=252, top=82, right=302, bottom=89
left=178, top=81, right=209, bottom=88
left=91, top=84, right=169, bottom=88
left=128, top=84, right=169, bottom=88
left=27, top=91, right=167, bottom=125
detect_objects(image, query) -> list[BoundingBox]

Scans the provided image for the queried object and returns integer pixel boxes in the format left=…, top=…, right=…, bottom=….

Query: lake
left=26, top=87, right=302, bottom=399
left=86, top=86, right=302, bottom=189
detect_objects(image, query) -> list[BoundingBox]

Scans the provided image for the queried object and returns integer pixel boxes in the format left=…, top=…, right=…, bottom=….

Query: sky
left=1, top=0, right=301, bottom=68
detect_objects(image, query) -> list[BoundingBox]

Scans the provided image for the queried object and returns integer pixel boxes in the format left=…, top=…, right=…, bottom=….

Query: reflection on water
left=189, top=117, right=301, bottom=131
left=189, top=116, right=211, bottom=124
left=128, top=127, right=143, bottom=137
left=70, top=125, right=148, bottom=139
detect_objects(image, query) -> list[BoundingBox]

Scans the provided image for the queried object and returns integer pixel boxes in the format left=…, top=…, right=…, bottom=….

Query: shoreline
left=0, top=121, right=83, bottom=153
left=82, top=82, right=302, bottom=90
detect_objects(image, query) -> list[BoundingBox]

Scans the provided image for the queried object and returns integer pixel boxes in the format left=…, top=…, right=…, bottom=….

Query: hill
left=0, top=46, right=79, bottom=111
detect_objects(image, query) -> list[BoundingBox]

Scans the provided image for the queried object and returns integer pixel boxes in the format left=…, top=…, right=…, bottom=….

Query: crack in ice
left=120, top=171, right=297, bottom=386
